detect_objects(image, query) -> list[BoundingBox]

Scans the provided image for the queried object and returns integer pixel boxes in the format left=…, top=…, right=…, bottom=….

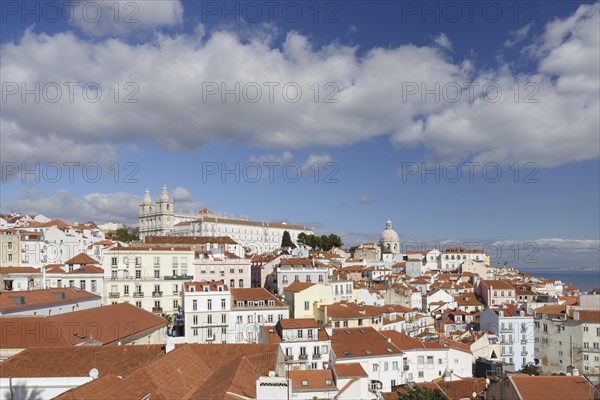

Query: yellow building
left=0, top=229, right=21, bottom=267
left=283, top=282, right=335, bottom=319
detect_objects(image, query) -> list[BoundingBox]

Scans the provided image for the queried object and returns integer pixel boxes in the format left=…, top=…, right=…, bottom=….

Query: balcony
left=152, top=291, right=163, bottom=298
left=284, top=355, right=294, bottom=362
left=403, top=365, right=410, bottom=371
left=500, top=326, right=513, bottom=333
left=152, top=307, right=163, bottom=313
left=163, top=275, right=193, bottom=281
left=312, top=353, right=322, bottom=360
left=109, top=292, right=120, bottom=298
left=133, top=292, right=144, bottom=298
left=298, top=354, right=309, bottom=361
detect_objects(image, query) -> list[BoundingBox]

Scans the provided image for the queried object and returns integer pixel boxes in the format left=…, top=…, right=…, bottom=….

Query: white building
left=101, top=246, right=195, bottom=316
left=534, top=304, right=600, bottom=375
left=276, top=258, right=330, bottom=295
left=439, top=247, right=487, bottom=271
left=260, top=318, right=332, bottom=370
left=182, top=280, right=290, bottom=344
left=330, top=327, right=472, bottom=393
left=139, top=186, right=314, bottom=252
left=480, top=305, right=535, bottom=370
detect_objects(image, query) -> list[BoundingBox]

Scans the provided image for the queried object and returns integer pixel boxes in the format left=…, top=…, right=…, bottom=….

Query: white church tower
left=139, top=185, right=174, bottom=240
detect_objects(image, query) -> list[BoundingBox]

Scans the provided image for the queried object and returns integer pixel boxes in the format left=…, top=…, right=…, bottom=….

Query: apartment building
left=101, top=246, right=195, bottom=315
left=534, top=304, right=600, bottom=375
left=480, top=305, right=535, bottom=370
left=182, top=280, right=289, bottom=344
left=260, top=318, right=332, bottom=370
left=276, top=258, right=330, bottom=295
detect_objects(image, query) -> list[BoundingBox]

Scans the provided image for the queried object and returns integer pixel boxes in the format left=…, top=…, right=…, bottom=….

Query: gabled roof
left=64, top=253, right=99, bottom=265
left=56, top=343, right=280, bottom=400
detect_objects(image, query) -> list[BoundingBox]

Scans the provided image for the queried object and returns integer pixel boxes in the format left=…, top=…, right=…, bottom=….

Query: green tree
left=281, top=230, right=296, bottom=248
left=160, top=313, right=173, bottom=326
left=110, top=227, right=139, bottom=243
left=520, top=363, right=542, bottom=376
left=398, top=387, right=447, bottom=400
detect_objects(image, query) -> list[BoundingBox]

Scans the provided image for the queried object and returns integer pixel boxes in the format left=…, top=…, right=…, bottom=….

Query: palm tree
left=160, top=313, right=173, bottom=326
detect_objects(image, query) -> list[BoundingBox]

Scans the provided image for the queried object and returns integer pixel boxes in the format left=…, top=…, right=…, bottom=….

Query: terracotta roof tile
left=0, top=288, right=99, bottom=312
left=283, top=281, right=316, bottom=292
left=64, top=253, right=99, bottom=265
left=287, top=369, right=335, bottom=391
left=509, top=375, right=596, bottom=400
left=0, top=345, right=165, bottom=378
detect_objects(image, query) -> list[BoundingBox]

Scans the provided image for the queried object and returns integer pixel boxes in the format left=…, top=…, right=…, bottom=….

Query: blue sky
left=1, top=1, right=599, bottom=269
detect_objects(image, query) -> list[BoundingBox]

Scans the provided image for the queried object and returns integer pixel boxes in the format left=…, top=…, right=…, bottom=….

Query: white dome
left=380, top=218, right=400, bottom=244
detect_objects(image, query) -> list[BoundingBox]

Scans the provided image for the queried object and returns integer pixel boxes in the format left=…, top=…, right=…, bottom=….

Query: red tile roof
left=0, top=288, right=100, bottom=312
left=0, top=303, right=166, bottom=348
left=0, top=345, right=166, bottom=377
left=287, top=369, right=335, bottom=391
left=332, top=362, right=368, bottom=378
left=508, top=375, right=596, bottom=400
left=284, top=281, right=316, bottom=292
left=64, top=253, right=98, bottom=265
left=56, top=343, right=280, bottom=400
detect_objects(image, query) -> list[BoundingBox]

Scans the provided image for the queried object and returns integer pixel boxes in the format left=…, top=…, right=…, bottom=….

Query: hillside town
left=0, top=189, right=599, bottom=400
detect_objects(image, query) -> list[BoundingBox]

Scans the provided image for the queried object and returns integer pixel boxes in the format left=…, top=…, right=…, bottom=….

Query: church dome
left=379, top=219, right=400, bottom=246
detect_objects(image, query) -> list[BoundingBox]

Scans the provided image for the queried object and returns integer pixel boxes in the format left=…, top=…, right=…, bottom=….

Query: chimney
left=387, top=337, right=392, bottom=343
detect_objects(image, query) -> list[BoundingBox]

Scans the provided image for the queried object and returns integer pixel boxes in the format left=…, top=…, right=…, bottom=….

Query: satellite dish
left=89, top=368, right=99, bottom=379
left=472, top=392, right=477, bottom=398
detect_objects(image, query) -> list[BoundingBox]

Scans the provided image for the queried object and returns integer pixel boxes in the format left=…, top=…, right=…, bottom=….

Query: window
left=91, top=280, right=97, bottom=292
left=239, top=279, right=244, bottom=288
left=135, top=270, right=141, bottom=279
left=207, top=314, right=213, bottom=324
left=584, top=326, right=589, bottom=332
left=111, top=257, right=117, bottom=266
left=418, top=371, right=424, bottom=378
left=207, top=299, right=212, bottom=311
left=304, top=301, right=310, bottom=311
left=221, top=299, right=226, bottom=310
left=427, top=356, right=433, bottom=365
left=222, top=314, right=226, bottom=324
left=154, top=269, right=160, bottom=279
left=297, top=329, right=303, bottom=338
left=373, top=364, right=379, bottom=372
left=268, top=314, right=273, bottom=323
left=392, top=361, right=398, bottom=370
left=192, top=300, right=198, bottom=311
left=173, top=284, right=178, bottom=294
left=135, top=301, right=142, bottom=308
left=111, top=271, right=117, bottom=280
left=80, top=280, right=86, bottom=290
left=230, top=279, right=235, bottom=288
left=173, top=299, right=179, bottom=309
left=124, top=285, right=130, bottom=295
left=418, top=356, right=424, bottom=364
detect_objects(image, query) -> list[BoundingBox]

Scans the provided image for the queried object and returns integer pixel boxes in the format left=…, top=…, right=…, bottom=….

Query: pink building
left=477, top=280, right=516, bottom=306
left=192, top=250, right=251, bottom=289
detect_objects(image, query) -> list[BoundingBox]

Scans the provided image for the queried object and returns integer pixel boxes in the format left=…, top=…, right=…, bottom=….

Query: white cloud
left=433, top=33, right=453, bottom=51
left=249, top=151, right=294, bottom=164
left=0, top=186, right=203, bottom=226
left=69, top=0, right=183, bottom=37
left=357, top=195, right=374, bottom=205
left=1, top=4, right=598, bottom=169
left=504, top=23, right=533, bottom=48
left=302, top=153, right=333, bottom=172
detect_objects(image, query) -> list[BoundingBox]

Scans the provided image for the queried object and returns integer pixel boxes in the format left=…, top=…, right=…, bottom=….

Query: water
left=518, top=269, right=600, bottom=292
